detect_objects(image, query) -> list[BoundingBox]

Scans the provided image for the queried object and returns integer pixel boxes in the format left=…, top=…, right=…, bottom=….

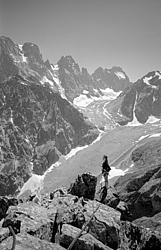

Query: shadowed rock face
left=0, top=75, right=98, bottom=195
left=119, top=221, right=161, bottom=250
left=0, top=36, right=99, bottom=196
left=114, top=139, right=161, bottom=222
left=68, top=173, right=97, bottom=200
left=107, top=71, right=161, bottom=125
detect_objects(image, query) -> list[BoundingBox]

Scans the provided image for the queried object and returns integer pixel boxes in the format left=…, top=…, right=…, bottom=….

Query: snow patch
left=147, top=116, right=160, bottom=123
left=127, top=114, right=142, bottom=127
left=83, top=90, right=89, bottom=94
left=138, top=135, right=149, bottom=141
left=22, top=54, right=27, bottom=63
left=73, top=94, right=93, bottom=107
left=149, top=133, right=161, bottom=138
left=65, top=145, right=88, bottom=160
left=143, top=76, right=158, bottom=89
left=143, top=76, right=153, bottom=85
left=43, top=161, right=61, bottom=177
left=93, top=89, right=99, bottom=93
left=115, top=72, right=126, bottom=79
left=73, top=88, right=121, bottom=108
left=18, top=44, right=23, bottom=50
left=41, top=76, right=54, bottom=87
left=10, top=110, right=14, bottom=124
left=20, top=81, right=27, bottom=85
left=155, top=71, right=161, bottom=79
left=18, top=44, right=27, bottom=63
left=51, top=64, right=59, bottom=71
left=124, top=163, right=134, bottom=173
left=127, top=94, right=142, bottom=127
left=100, top=88, right=121, bottom=98
left=50, top=64, right=67, bottom=100
left=109, top=167, right=125, bottom=179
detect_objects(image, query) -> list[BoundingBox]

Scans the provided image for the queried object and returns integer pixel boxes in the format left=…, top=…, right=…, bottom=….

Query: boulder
left=134, top=212, right=161, bottom=233
left=59, top=224, right=112, bottom=250
left=68, top=173, right=97, bottom=200
left=114, top=141, right=161, bottom=220
left=3, top=202, right=56, bottom=242
left=119, top=221, right=161, bottom=250
left=44, top=195, right=121, bottom=249
left=104, top=186, right=120, bottom=208
left=0, top=233, right=65, bottom=250
left=0, top=196, right=18, bottom=220
left=83, top=200, right=121, bottom=249
left=0, top=220, right=9, bottom=243
left=134, top=178, right=161, bottom=218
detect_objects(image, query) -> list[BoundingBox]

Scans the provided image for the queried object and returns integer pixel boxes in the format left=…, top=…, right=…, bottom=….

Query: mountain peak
left=0, top=36, right=19, bottom=56
left=22, top=42, right=43, bottom=63
left=58, top=55, right=80, bottom=74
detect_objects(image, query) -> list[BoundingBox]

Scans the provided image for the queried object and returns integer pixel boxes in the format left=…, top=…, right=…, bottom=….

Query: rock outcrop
left=119, top=221, right=161, bottom=250
left=68, top=173, right=97, bottom=200
left=59, top=224, right=112, bottom=250
left=114, top=138, right=161, bottom=221
left=0, top=191, right=161, bottom=250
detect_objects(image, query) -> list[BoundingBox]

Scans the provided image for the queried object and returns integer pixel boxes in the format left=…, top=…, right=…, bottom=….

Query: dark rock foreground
left=0, top=186, right=161, bottom=250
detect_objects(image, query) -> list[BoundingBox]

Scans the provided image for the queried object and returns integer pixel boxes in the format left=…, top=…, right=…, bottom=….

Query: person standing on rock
left=101, top=155, right=111, bottom=189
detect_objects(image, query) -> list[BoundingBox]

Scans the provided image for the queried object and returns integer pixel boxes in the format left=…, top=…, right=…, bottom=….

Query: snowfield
left=73, top=88, right=121, bottom=108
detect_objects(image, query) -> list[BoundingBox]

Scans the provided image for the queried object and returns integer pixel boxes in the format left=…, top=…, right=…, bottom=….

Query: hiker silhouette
left=101, top=155, right=111, bottom=189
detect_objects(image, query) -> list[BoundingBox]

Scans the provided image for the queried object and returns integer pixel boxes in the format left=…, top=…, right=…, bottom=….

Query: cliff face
left=113, top=138, right=161, bottom=225
left=0, top=36, right=98, bottom=195
left=107, top=71, right=161, bottom=125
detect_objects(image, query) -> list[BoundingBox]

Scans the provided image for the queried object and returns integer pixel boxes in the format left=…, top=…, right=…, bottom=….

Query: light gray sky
left=0, top=0, right=161, bottom=81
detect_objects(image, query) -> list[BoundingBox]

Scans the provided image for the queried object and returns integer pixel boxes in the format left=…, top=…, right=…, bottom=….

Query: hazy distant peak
left=58, top=55, right=80, bottom=74
left=0, top=36, right=19, bottom=56
left=22, top=42, right=43, bottom=63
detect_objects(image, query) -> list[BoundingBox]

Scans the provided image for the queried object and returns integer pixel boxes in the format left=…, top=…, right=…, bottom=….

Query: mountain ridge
left=0, top=36, right=99, bottom=195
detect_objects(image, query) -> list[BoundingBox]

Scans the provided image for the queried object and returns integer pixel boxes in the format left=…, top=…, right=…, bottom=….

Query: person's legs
left=103, top=172, right=108, bottom=189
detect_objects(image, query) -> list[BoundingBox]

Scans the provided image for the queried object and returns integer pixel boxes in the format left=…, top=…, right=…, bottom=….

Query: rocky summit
left=0, top=172, right=161, bottom=250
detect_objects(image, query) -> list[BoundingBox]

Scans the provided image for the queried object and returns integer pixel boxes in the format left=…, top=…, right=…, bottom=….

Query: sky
left=0, top=0, right=161, bottom=82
